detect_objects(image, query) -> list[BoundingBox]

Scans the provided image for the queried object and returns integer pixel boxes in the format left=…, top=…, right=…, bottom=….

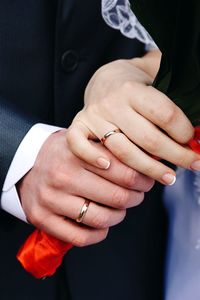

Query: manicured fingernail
left=96, top=157, right=110, bottom=169
left=162, top=173, right=176, bottom=185
left=191, top=160, right=200, bottom=171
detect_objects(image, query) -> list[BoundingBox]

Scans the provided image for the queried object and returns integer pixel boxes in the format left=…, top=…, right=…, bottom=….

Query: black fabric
left=0, top=1, right=165, bottom=299
left=132, top=0, right=200, bottom=123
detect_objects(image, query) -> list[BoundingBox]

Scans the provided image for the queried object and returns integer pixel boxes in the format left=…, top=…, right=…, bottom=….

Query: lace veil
left=101, top=0, right=156, bottom=49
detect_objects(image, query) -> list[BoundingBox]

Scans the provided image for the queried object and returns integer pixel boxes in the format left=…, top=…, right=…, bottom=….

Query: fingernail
left=96, top=157, right=110, bottom=169
left=191, top=160, right=200, bottom=171
left=162, top=173, right=176, bottom=185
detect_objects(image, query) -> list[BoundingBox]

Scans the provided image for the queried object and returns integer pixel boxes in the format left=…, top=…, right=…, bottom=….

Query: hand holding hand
left=18, top=129, right=154, bottom=247
left=67, top=57, right=200, bottom=185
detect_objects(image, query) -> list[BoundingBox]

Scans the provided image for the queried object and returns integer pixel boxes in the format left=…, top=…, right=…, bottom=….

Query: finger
left=84, top=145, right=154, bottom=191
left=62, top=169, right=144, bottom=209
left=84, top=107, right=199, bottom=175
left=37, top=213, right=109, bottom=247
left=67, top=121, right=111, bottom=169
left=128, top=83, right=194, bottom=143
left=102, top=133, right=177, bottom=185
left=55, top=128, right=154, bottom=193
left=68, top=116, right=176, bottom=184
left=112, top=107, right=200, bottom=169
left=69, top=115, right=177, bottom=184
left=44, top=193, right=126, bottom=229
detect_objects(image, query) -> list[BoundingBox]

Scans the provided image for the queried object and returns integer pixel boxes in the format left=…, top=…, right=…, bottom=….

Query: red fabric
left=17, top=230, right=73, bottom=279
left=17, top=127, right=200, bottom=279
left=188, top=126, right=200, bottom=154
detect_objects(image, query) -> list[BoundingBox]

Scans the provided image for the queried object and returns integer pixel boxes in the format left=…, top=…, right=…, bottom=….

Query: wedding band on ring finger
left=101, top=128, right=123, bottom=145
left=76, top=199, right=90, bottom=223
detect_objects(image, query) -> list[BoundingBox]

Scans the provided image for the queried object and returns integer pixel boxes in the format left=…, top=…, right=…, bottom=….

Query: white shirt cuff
left=1, top=123, right=62, bottom=222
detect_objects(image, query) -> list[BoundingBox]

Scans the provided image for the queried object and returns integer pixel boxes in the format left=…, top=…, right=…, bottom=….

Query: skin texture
left=18, top=130, right=154, bottom=246
left=67, top=50, right=200, bottom=185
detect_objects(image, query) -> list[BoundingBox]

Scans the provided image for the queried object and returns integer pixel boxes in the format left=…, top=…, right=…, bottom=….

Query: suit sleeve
left=0, top=96, right=38, bottom=192
left=1, top=123, right=62, bottom=220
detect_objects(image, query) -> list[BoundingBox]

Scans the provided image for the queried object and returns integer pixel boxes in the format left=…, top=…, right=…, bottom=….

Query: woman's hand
left=67, top=51, right=200, bottom=185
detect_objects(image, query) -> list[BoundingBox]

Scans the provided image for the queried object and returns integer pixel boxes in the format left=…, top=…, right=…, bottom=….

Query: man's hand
left=67, top=51, right=200, bottom=185
left=17, top=130, right=154, bottom=247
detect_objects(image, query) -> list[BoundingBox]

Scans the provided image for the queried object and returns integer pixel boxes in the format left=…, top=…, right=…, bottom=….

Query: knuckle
left=37, top=186, right=50, bottom=206
left=123, top=168, right=137, bottom=188
left=71, top=233, right=90, bottom=248
left=67, top=134, right=86, bottom=159
left=144, top=179, right=155, bottom=192
left=98, top=229, right=109, bottom=242
left=51, top=171, right=72, bottom=189
left=47, top=168, right=64, bottom=185
left=121, top=209, right=127, bottom=221
left=130, top=192, right=145, bottom=207
left=66, top=127, right=76, bottom=148
left=176, top=150, right=195, bottom=168
left=143, top=133, right=160, bottom=154
left=180, top=125, right=194, bottom=144
left=45, top=167, right=55, bottom=180
left=115, top=148, right=130, bottom=162
left=159, top=103, right=177, bottom=127
left=71, top=229, right=109, bottom=247
left=48, top=170, right=61, bottom=187
left=98, top=96, right=116, bottom=116
left=28, top=208, right=44, bottom=228
left=90, top=212, right=110, bottom=229
left=67, top=124, right=87, bottom=157
left=122, top=80, right=135, bottom=92
left=111, top=187, right=130, bottom=209
left=92, top=229, right=109, bottom=244
left=115, top=210, right=127, bottom=225
left=136, top=192, right=145, bottom=205
left=145, top=86, right=177, bottom=128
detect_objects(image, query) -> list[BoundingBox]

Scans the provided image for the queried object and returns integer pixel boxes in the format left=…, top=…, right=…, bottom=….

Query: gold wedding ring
left=76, top=199, right=90, bottom=223
left=101, top=128, right=122, bottom=145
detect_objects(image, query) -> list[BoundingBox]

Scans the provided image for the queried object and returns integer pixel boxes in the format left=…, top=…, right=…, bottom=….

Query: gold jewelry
left=76, top=199, right=90, bottom=223
left=101, top=128, right=122, bottom=145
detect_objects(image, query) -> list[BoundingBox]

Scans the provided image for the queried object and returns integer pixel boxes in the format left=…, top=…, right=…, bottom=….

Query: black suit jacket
left=0, top=1, right=166, bottom=299
left=133, top=0, right=200, bottom=124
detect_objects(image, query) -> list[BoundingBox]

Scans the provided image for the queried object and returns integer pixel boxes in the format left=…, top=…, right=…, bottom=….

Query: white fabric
left=164, top=169, right=200, bottom=300
left=1, top=123, right=62, bottom=222
left=101, top=0, right=156, bottom=48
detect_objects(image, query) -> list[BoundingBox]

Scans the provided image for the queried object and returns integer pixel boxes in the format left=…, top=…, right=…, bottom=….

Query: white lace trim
left=101, top=0, right=156, bottom=48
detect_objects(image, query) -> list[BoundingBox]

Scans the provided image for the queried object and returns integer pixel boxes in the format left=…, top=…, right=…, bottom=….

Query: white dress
left=164, top=169, right=200, bottom=300
left=101, top=1, right=200, bottom=299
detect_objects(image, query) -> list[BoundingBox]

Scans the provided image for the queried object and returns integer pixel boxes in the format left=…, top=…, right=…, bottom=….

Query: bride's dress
left=164, top=170, right=200, bottom=299
left=102, top=1, right=200, bottom=299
